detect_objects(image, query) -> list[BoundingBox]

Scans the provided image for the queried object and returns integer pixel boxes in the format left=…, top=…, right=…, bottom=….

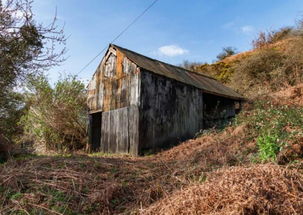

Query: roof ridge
left=111, top=44, right=216, bottom=80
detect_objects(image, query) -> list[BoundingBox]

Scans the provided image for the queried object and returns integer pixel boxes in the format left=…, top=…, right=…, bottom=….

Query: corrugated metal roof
left=111, top=44, right=244, bottom=100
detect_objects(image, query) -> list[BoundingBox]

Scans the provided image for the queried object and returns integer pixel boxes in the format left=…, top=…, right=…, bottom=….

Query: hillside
left=0, top=84, right=303, bottom=214
left=193, top=30, right=303, bottom=98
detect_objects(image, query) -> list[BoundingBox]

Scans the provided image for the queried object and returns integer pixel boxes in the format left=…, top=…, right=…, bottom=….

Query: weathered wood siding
left=87, top=48, right=140, bottom=112
left=139, top=70, right=204, bottom=152
left=87, top=47, right=140, bottom=154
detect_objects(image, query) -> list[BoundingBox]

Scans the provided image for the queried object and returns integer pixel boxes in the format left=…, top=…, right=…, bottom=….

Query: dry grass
left=142, top=164, right=303, bottom=215
left=268, top=84, right=303, bottom=106
left=156, top=124, right=256, bottom=180
left=0, top=155, right=183, bottom=214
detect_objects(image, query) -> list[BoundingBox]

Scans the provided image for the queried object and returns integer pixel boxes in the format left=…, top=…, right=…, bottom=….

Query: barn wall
left=87, top=48, right=140, bottom=154
left=139, top=70, right=204, bottom=152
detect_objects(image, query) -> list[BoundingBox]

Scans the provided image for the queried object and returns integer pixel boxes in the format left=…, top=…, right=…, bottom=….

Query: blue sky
left=33, top=0, right=303, bottom=83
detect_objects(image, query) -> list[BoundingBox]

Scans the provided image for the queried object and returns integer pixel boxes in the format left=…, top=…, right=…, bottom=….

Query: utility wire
left=77, top=0, right=159, bottom=75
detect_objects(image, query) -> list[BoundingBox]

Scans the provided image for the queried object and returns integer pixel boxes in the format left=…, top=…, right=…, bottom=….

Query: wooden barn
left=87, top=44, right=244, bottom=155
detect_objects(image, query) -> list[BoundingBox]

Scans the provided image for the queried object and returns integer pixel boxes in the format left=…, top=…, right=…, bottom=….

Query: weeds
left=257, top=133, right=282, bottom=161
left=235, top=100, right=303, bottom=162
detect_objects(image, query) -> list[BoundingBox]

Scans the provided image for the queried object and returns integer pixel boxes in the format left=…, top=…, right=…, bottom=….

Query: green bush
left=257, top=133, right=281, bottom=162
left=20, top=75, right=87, bottom=152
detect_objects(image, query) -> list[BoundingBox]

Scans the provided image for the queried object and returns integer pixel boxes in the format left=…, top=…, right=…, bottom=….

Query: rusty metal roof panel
left=111, top=44, right=244, bottom=100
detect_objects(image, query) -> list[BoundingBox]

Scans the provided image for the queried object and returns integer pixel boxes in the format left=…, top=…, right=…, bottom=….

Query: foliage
left=195, top=61, right=235, bottom=83
left=0, top=0, right=66, bottom=91
left=20, top=75, right=87, bottom=152
left=0, top=0, right=66, bottom=148
left=231, top=48, right=286, bottom=95
left=235, top=101, right=303, bottom=162
left=216, top=47, right=237, bottom=61
left=0, top=91, right=24, bottom=142
left=257, top=133, right=281, bottom=161
left=192, top=19, right=303, bottom=98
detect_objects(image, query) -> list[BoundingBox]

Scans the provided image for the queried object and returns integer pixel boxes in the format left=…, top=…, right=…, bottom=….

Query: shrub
left=20, top=75, right=87, bottom=152
left=252, top=27, right=293, bottom=49
left=195, top=61, right=234, bottom=83
left=257, top=133, right=281, bottom=162
left=231, top=48, right=287, bottom=96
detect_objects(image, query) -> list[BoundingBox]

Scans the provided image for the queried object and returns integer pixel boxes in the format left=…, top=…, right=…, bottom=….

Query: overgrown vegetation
left=0, top=0, right=66, bottom=159
left=20, top=75, right=87, bottom=152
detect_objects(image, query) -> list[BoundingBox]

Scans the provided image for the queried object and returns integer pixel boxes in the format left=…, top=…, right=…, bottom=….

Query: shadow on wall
left=203, top=93, right=241, bottom=130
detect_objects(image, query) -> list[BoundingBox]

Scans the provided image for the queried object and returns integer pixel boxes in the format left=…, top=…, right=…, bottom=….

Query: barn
left=87, top=44, right=244, bottom=155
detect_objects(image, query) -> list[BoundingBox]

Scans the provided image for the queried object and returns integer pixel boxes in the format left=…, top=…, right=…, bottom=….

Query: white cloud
left=241, top=25, right=255, bottom=34
left=158, top=45, right=189, bottom=57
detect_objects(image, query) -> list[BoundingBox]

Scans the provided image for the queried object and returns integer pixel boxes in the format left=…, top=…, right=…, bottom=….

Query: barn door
left=88, top=112, right=102, bottom=151
left=101, top=107, right=129, bottom=153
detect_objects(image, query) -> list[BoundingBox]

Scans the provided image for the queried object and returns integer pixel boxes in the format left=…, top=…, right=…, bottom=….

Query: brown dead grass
left=222, top=37, right=298, bottom=64
left=268, top=84, right=303, bottom=106
left=142, top=164, right=303, bottom=215
left=0, top=122, right=257, bottom=214
left=0, top=155, right=184, bottom=214
left=155, top=124, right=256, bottom=180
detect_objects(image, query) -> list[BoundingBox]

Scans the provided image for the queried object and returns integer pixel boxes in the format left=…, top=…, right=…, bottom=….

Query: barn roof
left=111, top=44, right=244, bottom=100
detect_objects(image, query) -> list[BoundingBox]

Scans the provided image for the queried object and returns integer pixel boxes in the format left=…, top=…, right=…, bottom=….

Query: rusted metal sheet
left=88, top=46, right=140, bottom=154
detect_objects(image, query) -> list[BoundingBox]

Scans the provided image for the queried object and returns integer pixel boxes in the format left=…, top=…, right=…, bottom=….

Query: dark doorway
left=89, top=112, right=102, bottom=151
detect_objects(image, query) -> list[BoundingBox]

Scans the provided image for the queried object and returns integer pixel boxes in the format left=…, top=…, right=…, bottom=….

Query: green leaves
left=257, top=133, right=282, bottom=162
left=20, top=75, right=87, bottom=152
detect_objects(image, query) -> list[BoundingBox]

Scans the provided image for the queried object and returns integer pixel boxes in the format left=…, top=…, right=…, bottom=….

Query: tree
left=216, top=47, right=237, bottom=61
left=20, top=75, right=87, bottom=152
left=0, top=0, right=66, bottom=90
left=0, top=0, right=66, bottom=143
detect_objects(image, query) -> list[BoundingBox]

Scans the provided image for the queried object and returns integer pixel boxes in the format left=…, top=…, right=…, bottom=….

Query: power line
left=76, top=0, right=159, bottom=76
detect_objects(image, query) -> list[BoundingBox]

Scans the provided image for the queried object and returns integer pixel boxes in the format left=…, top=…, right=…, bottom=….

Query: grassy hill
left=192, top=29, right=303, bottom=98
